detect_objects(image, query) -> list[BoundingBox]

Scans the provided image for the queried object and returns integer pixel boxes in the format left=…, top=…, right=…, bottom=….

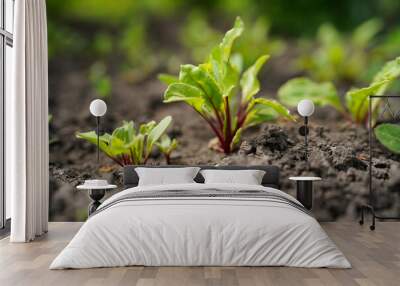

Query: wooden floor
left=0, top=222, right=399, bottom=286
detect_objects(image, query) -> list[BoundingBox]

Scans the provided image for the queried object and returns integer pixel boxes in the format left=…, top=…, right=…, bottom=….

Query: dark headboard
left=123, top=165, right=280, bottom=189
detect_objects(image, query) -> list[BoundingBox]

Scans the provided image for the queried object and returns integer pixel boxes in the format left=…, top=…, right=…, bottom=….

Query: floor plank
left=0, top=222, right=399, bottom=286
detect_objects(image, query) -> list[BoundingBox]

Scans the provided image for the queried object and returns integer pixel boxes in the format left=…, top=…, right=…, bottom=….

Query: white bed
left=50, top=183, right=351, bottom=269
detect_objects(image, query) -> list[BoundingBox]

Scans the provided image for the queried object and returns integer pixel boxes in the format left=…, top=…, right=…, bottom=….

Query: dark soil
left=49, top=57, right=400, bottom=222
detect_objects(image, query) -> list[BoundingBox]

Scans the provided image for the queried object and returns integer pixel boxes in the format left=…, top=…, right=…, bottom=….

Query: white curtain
left=7, top=0, right=49, bottom=242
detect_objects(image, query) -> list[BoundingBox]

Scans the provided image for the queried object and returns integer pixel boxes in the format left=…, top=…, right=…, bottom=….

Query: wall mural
left=47, top=0, right=400, bottom=222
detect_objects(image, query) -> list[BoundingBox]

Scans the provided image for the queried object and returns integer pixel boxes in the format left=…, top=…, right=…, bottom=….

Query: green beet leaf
left=278, top=77, right=343, bottom=112
left=147, top=116, right=172, bottom=156
left=164, top=83, right=206, bottom=113
left=345, top=56, right=400, bottom=124
left=241, top=55, right=269, bottom=102
left=158, top=73, right=179, bottom=85
left=156, top=135, right=178, bottom=164
left=351, top=18, right=383, bottom=48
left=375, top=123, right=400, bottom=154
left=371, top=56, right=400, bottom=95
left=209, top=17, right=244, bottom=87
left=345, top=80, right=389, bottom=123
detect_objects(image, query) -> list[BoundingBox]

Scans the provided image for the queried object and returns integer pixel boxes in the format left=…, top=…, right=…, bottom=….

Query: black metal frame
left=298, top=116, right=310, bottom=161
left=96, top=116, right=100, bottom=164
left=304, top=116, right=309, bottom=161
left=0, top=0, right=14, bottom=231
left=359, top=95, right=400, bottom=230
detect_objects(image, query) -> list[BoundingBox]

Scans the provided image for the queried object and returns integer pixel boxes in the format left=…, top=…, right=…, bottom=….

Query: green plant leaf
left=191, top=66, right=223, bottom=107
left=240, top=54, right=269, bottom=102
left=131, top=134, right=144, bottom=165
left=351, top=18, right=383, bottom=48
left=245, top=107, right=277, bottom=127
left=157, top=135, right=171, bottom=152
left=245, top=98, right=295, bottom=127
left=112, top=121, right=134, bottom=142
left=178, top=64, right=223, bottom=109
left=140, top=122, right=156, bottom=137
left=230, top=53, right=244, bottom=73
left=254, top=98, right=295, bottom=120
left=156, top=135, right=178, bottom=164
left=345, top=80, right=390, bottom=123
left=278, top=77, right=343, bottom=112
left=164, top=82, right=207, bottom=113
left=76, top=131, right=126, bottom=158
left=158, top=73, right=179, bottom=85
left=230, top=128, right=242, bottom=150
left=156, top=135, right=178, bottom=154
left=209, top=17, right=244, bottom=90
left=317, top=23, right=341, bottom=46
left=146, top=116, right=172, bottom=157
left=164, top=83, right=203, bottom=102
left=209, top=17, right=244, bottom=67
left=375, top=123, right=400, bottom=154
left=221, top=62, right=240, bottom=97
left=371, top=56, right=400, bottom=95
left=76, top=131, right=99, bottom=145
left=179, top=64, right=199, bottom=84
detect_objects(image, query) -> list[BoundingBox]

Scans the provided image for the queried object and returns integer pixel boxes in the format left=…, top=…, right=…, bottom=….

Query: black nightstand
left=289, top=177, right=321, bottom=210
left=77, top=184, right=117, bottom=215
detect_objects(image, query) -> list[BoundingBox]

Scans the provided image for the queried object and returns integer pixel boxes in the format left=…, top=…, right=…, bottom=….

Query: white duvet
left=50, top=183, right=351, bottom=269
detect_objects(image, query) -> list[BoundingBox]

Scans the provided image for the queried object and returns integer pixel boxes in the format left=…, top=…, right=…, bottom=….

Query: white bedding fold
left=50, top=183, right=351, bottom=269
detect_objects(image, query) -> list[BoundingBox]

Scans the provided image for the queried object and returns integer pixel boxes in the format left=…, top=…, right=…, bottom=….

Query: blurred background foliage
left=46, top=0, right=400, bottom=90
left=296, top=19, right=383, bottom=84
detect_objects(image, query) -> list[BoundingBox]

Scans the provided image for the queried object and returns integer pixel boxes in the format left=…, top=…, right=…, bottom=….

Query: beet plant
left=278, top=56, right=400, bottom=125
left=160, top=17, right=294, bottom=154
left=156, top=135, right=178, bottom=164
left=76, top=116, right=176, bottom=166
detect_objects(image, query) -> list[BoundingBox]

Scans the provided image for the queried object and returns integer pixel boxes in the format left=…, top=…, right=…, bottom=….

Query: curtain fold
left=8, top=0, right=49, bottom=242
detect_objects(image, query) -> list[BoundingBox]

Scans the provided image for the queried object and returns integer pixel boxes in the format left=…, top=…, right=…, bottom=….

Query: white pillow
left=200, top=169, right=266, bottom=185
left=135, top=167, right=201, bottom=186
